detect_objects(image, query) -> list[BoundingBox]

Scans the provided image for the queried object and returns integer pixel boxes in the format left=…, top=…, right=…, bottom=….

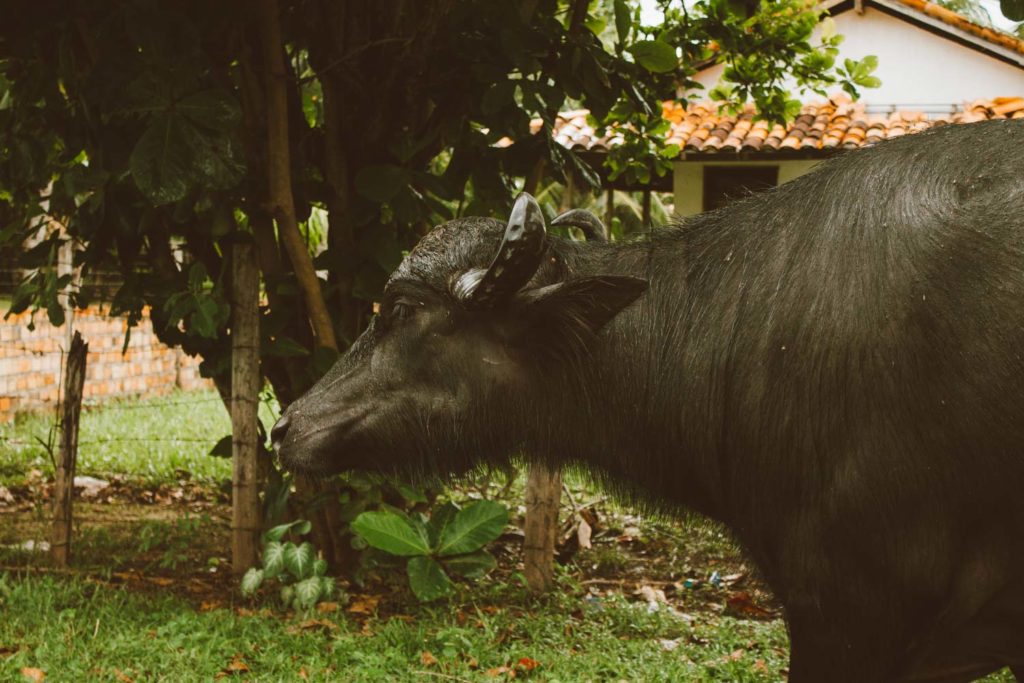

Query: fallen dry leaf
left=485, top=666, right=511, bottom=678
left=726, top=592, right=774, bottom=619
left=576, top=517, right=592, bottom=550
left=752, top=659, right=770, bottom=673
left=517, top=657, right=540, bottom=671
left=219, top=656, right=249, bottom=676
left=200, top=600, right=225, bottom=612
left=420, top=651, right=438, bottom=667
left=287, top=619, right=339, bottom=634
left=316, top=602, right=340, bottom=614
left=20, top=668, right=45, bottom=682
left=298, top=666, right=309, bottom=680
left=146, top=577, right=174, bottom=587
left=346, top=594, right=380, bottom=616
left=113, top=668, right=135, bottom=683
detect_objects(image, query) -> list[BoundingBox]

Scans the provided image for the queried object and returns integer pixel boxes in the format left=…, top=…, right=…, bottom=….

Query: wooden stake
left=51, top=332, right=87, bottom=566
left=231, top=240, right=263, bottom=575
left=523, top=462, right=562, bottom=592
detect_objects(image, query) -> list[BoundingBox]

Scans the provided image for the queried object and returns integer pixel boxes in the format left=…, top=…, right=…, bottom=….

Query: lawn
left=0, top=388, right=281, bottom=485
left=0, top=391, right=1016, bottom=682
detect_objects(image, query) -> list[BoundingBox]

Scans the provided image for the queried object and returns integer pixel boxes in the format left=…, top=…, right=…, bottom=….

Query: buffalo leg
left=787, top=613, right=894, bottom=683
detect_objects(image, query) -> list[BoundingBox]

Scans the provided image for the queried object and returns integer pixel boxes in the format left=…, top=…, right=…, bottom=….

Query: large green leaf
left=407, top=556, right=454, bottom=601
left=262, top=541, right=285, bottom=578
left=263, top=519, right=312, bottom=543
left=293, top=576, right=323, bottom=609
left=240, top=567, right=264, bottom=596
left=427, top=502, right=459, bottom=548
left=177, top=89, right=241, bottom=132
left=436, top=500, right=508, bottom=557
left=351, top=510, right=431, bottom=556
left=442, top=550, right=497, bottom=579
left=627, top=40, right=677, bottom=73
left=129, top=112, right=194, bottom=205
left=284, top=541, right=315, bottom=579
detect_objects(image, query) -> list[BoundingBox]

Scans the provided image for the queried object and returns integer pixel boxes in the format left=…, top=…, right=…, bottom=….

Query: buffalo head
left=272, top=194, right=647, bottom=477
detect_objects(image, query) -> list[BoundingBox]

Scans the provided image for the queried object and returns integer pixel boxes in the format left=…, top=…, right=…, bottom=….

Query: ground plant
left=241, top=520, right=338, bottom=612
left=351, top=500, right=509, bottom=601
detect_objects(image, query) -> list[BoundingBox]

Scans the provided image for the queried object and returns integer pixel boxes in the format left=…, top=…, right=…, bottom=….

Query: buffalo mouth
left=272, top=411, right=369, bottom=476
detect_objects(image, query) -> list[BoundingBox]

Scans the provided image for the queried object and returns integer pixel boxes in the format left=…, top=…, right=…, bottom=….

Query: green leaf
left=614, top=0, right=632, bottom=44
left=436, top=500, right=508, bottom=557
left=319, top=576, right=335, bottom=599
left=312, top=557, right=328, bottom=577
left=177, top=89, right=241, bottom=132
left=1002, top=0, right=1024, bottom=19
left=284, top=541, right=315, bottom=579
left=208, top=435, right=232, bottom=458
left=427, top=502, right=459, bottom=548
left=240, top=567, right=264, bottom=596
left=129, top=113, right=195, bottom=205
left=395, top=483, right=427, bottom=504
left=658, top=143, right=681, bottom=159
left=406, top=556, right=454, bottom=601
left=442, top=550, right=497, bottom=579
left=354, top=164, right=408, bottom=203
left=855, top=75, right=882, bottom=89
left=293, top=576, right=323, bottom=609
left=351, top=510, right=431, bottom=556
left=280, top=584, right=294, bottom=605
left=264, top=519, right=311, bottom=543
left=627, top=40, right=677, bottom=73
left=263, top=541, right=285, bottom=578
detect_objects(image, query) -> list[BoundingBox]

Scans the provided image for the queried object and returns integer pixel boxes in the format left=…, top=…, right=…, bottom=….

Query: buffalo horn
left=551, top=208, right=608, bottom=242
left=456, top=193, right=547, bottom=308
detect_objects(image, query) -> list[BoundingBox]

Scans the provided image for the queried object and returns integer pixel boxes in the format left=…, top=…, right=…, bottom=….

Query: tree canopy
left=0, top=0, right=883, bottom=403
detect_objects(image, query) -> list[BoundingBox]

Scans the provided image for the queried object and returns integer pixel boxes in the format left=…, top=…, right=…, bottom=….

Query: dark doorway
left=703, top=166, right=778, bottom=211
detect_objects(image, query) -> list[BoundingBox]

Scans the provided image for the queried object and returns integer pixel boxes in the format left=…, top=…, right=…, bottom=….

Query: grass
left=0, top=388, right=282, bottom=485
left=0, top=572, right=793, bottom=683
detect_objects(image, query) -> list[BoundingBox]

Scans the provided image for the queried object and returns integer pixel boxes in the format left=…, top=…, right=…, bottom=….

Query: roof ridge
left=883, top=0, right=1024, bottom=56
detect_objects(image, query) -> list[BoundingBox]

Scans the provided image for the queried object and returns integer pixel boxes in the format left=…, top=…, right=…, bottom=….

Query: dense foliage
left=0, top=0, right=881, bottom=566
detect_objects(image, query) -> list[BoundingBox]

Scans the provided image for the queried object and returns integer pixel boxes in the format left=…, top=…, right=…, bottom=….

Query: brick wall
left=0, top=305, right=211, bottom=422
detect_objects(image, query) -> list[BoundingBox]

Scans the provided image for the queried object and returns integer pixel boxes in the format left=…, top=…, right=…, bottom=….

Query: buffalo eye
left=388, top=297, right=421, bottom=321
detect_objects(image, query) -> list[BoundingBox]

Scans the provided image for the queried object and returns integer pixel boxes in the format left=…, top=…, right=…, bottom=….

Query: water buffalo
left=273, top=119, right=1024, bottom=682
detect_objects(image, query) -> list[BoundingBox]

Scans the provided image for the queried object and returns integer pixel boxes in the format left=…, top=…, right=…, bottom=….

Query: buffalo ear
left=510, top=276, right=648, bottom=341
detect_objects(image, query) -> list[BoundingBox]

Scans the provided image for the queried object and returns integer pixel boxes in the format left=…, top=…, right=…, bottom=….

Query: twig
left=561, top=482, right=582, bottom=519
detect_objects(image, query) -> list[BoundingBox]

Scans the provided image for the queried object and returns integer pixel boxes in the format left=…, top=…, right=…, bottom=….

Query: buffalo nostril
left=271, top=414, right=291, bottom=451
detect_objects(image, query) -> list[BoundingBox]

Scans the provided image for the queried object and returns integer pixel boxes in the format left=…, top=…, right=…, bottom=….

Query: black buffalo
left=274, top=119, right=1024, bottom=682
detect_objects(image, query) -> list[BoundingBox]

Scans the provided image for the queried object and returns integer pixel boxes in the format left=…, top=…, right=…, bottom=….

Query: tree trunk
left=51, top=332, right=87, bottom=567
left=257, top=0, right=337, bottom=353
left=523, top=462, right=562, bottom=592
left=231, top=240, right=262, bottom=575
left=257, top=0, right=350, bottom=572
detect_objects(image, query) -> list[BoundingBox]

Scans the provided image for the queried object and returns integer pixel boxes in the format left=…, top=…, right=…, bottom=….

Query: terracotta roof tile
left=546, top=95, right=1024, bottom=157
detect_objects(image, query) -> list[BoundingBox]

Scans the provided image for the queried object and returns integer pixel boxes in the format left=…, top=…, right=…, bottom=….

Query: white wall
left=693, top=6, right=1024, bottom=106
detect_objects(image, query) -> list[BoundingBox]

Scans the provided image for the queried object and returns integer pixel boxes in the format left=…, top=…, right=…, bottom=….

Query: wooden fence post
left=232, top=239, right=262, bottom=574
left=51, top=331, right=87, bottom=566
left=523, top=462, right=562, bottom=592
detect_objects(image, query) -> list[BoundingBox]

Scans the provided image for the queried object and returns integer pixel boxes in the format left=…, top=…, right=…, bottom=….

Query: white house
left=550, top=0, right=1024, bottom=217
